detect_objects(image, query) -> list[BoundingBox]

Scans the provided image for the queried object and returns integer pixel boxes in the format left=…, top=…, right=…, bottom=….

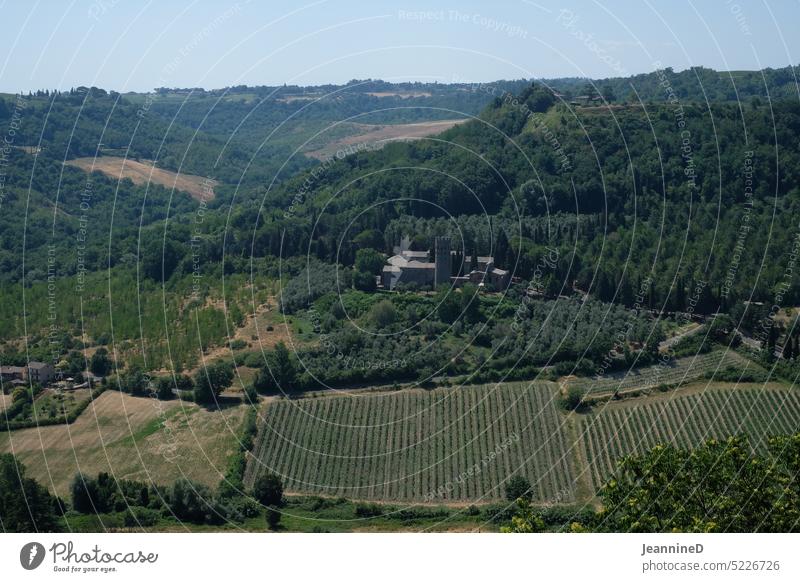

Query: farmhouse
left=381, top=236, right=510, bottom=291
left=0, top=361, right=56, bottom=386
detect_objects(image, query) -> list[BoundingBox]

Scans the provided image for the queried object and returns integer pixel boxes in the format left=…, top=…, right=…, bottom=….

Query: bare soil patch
left=65, top=157, right=216, bottom=202
left=304, top=119, right=469, bottom=160
left=365, top=91, right=432, bottom=98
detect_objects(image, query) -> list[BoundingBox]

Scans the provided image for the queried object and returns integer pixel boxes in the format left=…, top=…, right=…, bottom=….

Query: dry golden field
left=0, top=390, right=246, bottom=496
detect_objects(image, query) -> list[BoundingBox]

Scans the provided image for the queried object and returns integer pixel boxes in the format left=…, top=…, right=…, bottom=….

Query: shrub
left=123, top=507, right=160, bottom=528
left=265, top=505, right=281, bottom=530
left=194, top=361, right=234, bottom=404
left=505, top=475, right=532, bottom=501
left=369, top=300, right=397, bottom=329
left=252, top=472, right=284, bottom=507
left=559, top=385, right=585, bottom=411
left=354, top=503, right=383, bottom=518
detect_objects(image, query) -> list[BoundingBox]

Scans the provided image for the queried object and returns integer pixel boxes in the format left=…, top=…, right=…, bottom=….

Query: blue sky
left=0, top=0, right=797, bottom=92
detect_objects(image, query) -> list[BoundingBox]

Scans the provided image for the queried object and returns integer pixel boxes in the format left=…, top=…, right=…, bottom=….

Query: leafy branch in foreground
left=505, top=433, right=800, bottom=533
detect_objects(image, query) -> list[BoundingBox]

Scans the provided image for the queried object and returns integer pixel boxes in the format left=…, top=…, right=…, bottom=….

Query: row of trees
left=115, top=361, right=236, bottom=405
left=1, top=450, right=286, bottom=532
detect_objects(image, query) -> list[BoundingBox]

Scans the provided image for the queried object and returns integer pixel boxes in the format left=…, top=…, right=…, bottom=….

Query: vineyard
left=246, top=382, right=577, bottom=504
left=580, top=384, right=800, bottom=490
left=567, top=350, right=754, bottom=396
left=247, top=370, right=800, bottom=505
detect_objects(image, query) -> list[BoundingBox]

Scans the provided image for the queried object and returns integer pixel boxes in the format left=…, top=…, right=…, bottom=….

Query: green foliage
left=71, top=473, right=99, bottom=513
left=569, top=350, right=751, bottom=396
left=0, top=454, right=61, bottom=532
left=121, top=366, right=150, bottom=396
left=353, top=229, right=385, bottom=251
left=70, top=471, right=156, bottom=515
left=89, top=348, right=112, bottom=377
left=580, top=386, right=800, bottom=494
left=435, top=288, right=462, bottom=324
left=193, top=361, right=234, bottom=404
left=155, top=376, right=176, bottom=400
left=167, top=478, right=218, bottom=524
left=252, top=473, right=284, bottom=507
left=354, top=248, right=385, bottom=275
left=368, top=300, right=397, bottom=329
left=280, top=261, right=345, bottom=314
left=253, top=342, right=297, bottom=394
left=501, top=498, right=546, bottom=533
left=504, top=475, right=532, bottom=501
left=352, top=269, right=376, bottom=292
left=265, top=506, right=281, bottom=530
left=141, top=237, right=185, bottom=282
left=218, top=408, right=258, bottom=500
left=596, top=434, right=800, bottom=532
left=560, top=385, right=585, bottom=411
left=1, top=384, right=105, bottom=431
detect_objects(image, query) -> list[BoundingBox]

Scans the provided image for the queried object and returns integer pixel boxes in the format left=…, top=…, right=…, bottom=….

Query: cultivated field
left=303, top=119, right=469, bottom=160
left=579, top=383, right=800, bottom=490
left=246, top=382, right=577, bottom=504
left=247, top=374, right=800, bottom=506
left=65, top=157, right=216, bottom=202
left=567, top=350, right=754, bottom=396
left=0, top=390, right=246, bottom=496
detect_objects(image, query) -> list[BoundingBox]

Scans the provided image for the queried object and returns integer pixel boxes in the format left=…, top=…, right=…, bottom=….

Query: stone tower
left=434, top=236, right=451, bottom=288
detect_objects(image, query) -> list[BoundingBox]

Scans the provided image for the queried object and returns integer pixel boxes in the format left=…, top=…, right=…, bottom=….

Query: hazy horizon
left=1, top=0, right=798, bottom=94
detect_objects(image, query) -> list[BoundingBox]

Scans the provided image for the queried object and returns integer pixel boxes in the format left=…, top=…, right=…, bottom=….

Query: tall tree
left=194, top=361, right=234, bottom=404
left=0, top=454, right=61, bottom=532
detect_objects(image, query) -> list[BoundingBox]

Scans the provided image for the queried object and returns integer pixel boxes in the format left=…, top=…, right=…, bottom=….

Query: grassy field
left=0, top=390, right=247, bottom=497
left=246, top=382, right=577, bottom=504
left=63, top=495, right=505, bottom=533
left=579, top=382, right=800, bottom=491
left=566, top=350, right=755, bottom=396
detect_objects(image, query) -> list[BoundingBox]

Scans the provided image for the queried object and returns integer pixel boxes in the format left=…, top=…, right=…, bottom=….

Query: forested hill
left=241, top=81, right=800, bottom=313
left=544, top=64, right=800, bottom=103
left=137, top=79, right=532, bottom=151
left=2, top=67, right=800, bottom=310
left=0, top=86, right=309, bottom=187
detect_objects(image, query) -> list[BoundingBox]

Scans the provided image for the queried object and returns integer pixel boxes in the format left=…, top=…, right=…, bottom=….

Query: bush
left=218, top=408, right=258, bottom=499
left=166, top=478, right=216, bottom=524
left=559, top=385, right=585, bottom=411
left=242, top=352, right=264, bottom=368
left=354, top=503, right=383, bottom=518
left=230, top=339, right=247, bottom=350
left=194, top=361, right=234, bottom=404
left=156, top=377, right=175, bottom=400
left=504, top=475, right=532, bottom=501
left=123, top=507, right=160, bottom=528
left=71, top=473, right=99, bottom=513
left=369, top=300, right=397, bottom=329
left=252, top=472, right=284, bottom=507
left=265, top=505, right=281, bottom=530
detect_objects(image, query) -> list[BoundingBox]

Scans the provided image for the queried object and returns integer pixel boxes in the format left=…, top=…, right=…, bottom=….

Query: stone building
left=381, top=236, right=510, bottom=291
